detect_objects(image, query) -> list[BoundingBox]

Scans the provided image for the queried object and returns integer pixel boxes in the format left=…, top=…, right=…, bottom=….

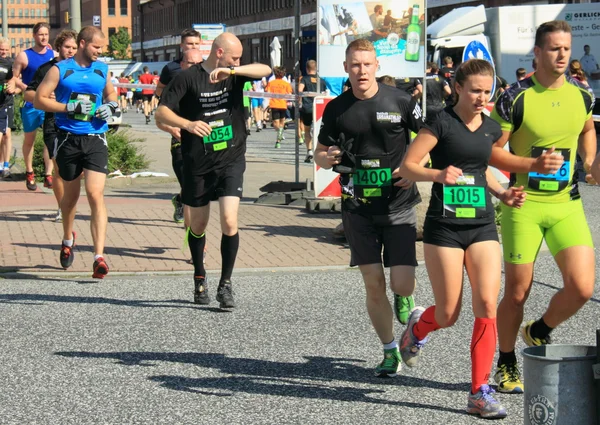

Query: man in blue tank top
left=9, top=22, right=57, bottom=191
left=34, top=26, right=120, bottom=280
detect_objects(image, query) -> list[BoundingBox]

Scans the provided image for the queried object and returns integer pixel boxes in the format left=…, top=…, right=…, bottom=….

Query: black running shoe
left=60, top=232, right=76, bottom=269
left=216, top=280, right=235, bottom=309
left=194, top=276, right=210, bottom=305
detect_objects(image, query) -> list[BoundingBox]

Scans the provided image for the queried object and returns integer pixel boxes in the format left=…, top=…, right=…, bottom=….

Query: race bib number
left=528, top=147, right=570, bottom=192
left=68, top=92, right=97, bottom=122
left=202, top=118, right=233, bottom=152
left=443, top=174, right=487, bottom=219
left=352, top=158, right=392, bottom=198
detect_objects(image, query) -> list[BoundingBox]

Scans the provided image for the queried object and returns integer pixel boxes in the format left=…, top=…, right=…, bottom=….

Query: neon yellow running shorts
left=500, top=198, right=593, bottom=264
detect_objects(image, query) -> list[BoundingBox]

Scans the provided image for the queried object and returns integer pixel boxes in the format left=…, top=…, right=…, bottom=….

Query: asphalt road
left=1, top=184, right=600, bottom=424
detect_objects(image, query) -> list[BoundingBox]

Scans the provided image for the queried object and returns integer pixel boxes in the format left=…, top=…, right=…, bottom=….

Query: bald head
left=210, top=32, right=243, bottom=68
left=181, top=49, right=203, bottom=70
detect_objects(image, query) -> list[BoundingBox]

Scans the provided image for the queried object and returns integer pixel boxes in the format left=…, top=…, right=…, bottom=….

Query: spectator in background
left=525, top=58, right=537, bottom=78
left=425, top=62, right=451, bottom=120
left=569, top=59, right=589, bottom=86
left=266, top=66, right=292, bottom=149
left=515, top=67, right=527, bottom=83
left=441, top=56, right=456, bottom=106
left=580, top=44, right=599, bottom=80
left=151, top=70, right=160, bottom=112
left=298, top=59, right=326, bottom=163
left=243, top=80, right=253, bottom=136
left=251, top=78, right=265, bottom=132
left=118, top=73, right=129, bottom=112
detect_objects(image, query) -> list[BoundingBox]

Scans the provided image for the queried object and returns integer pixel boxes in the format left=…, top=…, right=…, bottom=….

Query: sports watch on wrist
left=229, top=66, right=235, bottom=75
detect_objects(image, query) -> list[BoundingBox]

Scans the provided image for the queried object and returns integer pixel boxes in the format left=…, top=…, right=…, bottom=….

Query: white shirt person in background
left=580, top=44, right=599, bottom=79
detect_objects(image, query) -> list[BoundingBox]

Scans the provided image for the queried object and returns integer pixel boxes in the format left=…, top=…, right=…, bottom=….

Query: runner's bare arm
left=314, top=142, right=342, bottom=170
left=155, top=116, right=181, bottom=141
left=577, top=117, right=596, bottom=172
left=485, top=167, right=526, bottom=208
left=398, top=128, right=444, bottom=183
left=155, top=105, right=212, bottom=137
left=489, top=130, right=564, bottom=174
left=209, top=64, right=272, bottom=83
left=7, top=51, right=28, bottom=92
left=34, top=66, right=68, bottom=113
left=155, top=81, right=166, bottom=97
left=590, top=153, right=600, bottom=184
left=103, top=79, right=119, bottom=103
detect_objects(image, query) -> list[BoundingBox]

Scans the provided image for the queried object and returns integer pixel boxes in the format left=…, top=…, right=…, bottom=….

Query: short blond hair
left=0, top=37, right=9, bottom=46
left=345, top=39, right=375, bottom=57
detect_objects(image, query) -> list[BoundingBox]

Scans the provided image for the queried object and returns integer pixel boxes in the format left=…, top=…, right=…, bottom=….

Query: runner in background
left=298, top=59, right=326, bottom=163
left=266, top=66, right=292, bottom=149
left=118, top=73, right=129, bottom=112
left=0, top=37, right=16, bottom=179
left=139, top=67, right=154, bottom=124
left=8, top=22, right=57, bottom=191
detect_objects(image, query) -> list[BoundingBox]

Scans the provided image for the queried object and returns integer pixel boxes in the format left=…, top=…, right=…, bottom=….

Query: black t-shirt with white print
left=318, top=83, right=424, bottom=215
left=424, top=107, right=502, bottom=224
left=160, top=64, right=252, bottom=175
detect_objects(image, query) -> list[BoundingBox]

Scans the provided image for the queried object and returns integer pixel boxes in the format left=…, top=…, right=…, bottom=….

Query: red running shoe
left=92, top=257, right=109, bottom=279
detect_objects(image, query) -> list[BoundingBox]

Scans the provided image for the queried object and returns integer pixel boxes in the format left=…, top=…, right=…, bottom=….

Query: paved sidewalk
left=0, top=180, right=364, bottom=275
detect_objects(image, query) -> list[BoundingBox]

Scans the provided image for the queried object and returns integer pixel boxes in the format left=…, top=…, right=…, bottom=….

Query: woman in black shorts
left=397, top=59, right=526, bottom=419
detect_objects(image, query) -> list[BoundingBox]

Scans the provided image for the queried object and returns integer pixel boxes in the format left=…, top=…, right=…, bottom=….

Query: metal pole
left=1, top=0, right=8, bottom=38
left=69, top=0, right=81, bottom=32
left=293, top=0, right=301, bottom=183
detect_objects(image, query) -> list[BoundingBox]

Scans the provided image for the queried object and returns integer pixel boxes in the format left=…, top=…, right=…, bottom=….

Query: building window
left=24, top=0, right=28, bottom=3
left=24, top=8, right=28, bottom=16
left=19, top=9, right=23, bottom=17
left=120, top=0, right=127, bottom=16
left=108, top=27, right=116, bottom=39
left=108, top=0, right=115, bottom=16
left=43, top=9, right=46, bottom=17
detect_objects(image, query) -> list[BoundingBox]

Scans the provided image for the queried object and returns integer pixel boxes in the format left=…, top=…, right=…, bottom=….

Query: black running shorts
left=423, top=218, right=498, bottom=250
left=0, top=104, right=13, bottom=134
left=142, top=94, right=153, bottom=103
left=342, top=208, right=418, bottom=267
left=55, top=131, right=108, bottom=181
left=271, top=108, right=287, bottom=121
left=301, top=111, right=313, bottom=127
left=182, top=156, right=246, bottom=207
left=43, top=116, right=57, bottom=160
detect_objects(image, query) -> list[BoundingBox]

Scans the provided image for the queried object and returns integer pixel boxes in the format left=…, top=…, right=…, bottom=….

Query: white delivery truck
left=427, top=3, right=600, bottom=97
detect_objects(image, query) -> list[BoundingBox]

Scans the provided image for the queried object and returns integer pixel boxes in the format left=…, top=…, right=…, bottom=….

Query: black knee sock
left=220, top=233, right=239, bottom=284
left=497, top=350, right=517, bottom=367
left=188, top=228, right=206, bottom=277
left=530, top=317, right=553, bottom=340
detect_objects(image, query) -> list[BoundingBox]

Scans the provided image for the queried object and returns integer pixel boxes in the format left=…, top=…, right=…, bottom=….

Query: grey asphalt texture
left=2, top=113, right=600, bottom=424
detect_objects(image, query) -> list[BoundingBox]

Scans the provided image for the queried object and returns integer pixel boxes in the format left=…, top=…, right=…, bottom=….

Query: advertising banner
left=317, top=0, right=426, bottom=79
left=192, top=24, right=226, bottom=59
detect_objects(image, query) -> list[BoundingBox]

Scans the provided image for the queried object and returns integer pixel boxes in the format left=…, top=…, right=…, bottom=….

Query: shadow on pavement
left=54, top=350, right=469, bottom=413
left=242, top=224, right=343, bottom=245
left=10, top=242, right=178, bottom=261
left=0, top=293, right=218, bottom=309
left=0, top=211, right=176, bottom=226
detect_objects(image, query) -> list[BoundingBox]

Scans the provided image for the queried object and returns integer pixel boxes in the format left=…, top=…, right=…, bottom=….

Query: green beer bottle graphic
left=405, top=4, right=421, bottom=62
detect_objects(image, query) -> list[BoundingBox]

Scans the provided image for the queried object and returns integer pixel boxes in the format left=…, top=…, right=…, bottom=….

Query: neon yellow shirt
left=491, top=74, right=594, bottom=203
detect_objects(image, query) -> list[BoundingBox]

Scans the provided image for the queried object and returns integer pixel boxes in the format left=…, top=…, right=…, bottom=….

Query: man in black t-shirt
left=395, top=77, right=422, bottom=98
left=0, top=38, right=14, bottom=179
left=156, top=33, right=271, bottom=309
left=425, top=62, right=451, bottom=120
left=154, top=28, right=201, bottom=223
left=440, top=56, right=456, bottom=106
left=315, top=39, right=424, bottom=377
left=23, top=29, right=78, bottom=222
left=298, top=59, right=325, bottom=163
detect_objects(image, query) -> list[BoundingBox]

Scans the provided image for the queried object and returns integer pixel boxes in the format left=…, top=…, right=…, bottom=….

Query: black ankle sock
left=497, top=350, right=517, bottom=367
left=188, top=228, right=206, bottom=277
left=530, top=317, right=553, bottom=340
left=220, top=233, right=239, bottom=283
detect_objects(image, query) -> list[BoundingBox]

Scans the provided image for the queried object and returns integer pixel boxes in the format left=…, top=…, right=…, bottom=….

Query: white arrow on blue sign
left=462, top=40, right=496, bottom=98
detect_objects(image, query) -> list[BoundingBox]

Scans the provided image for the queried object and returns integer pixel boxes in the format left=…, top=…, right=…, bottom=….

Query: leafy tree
left=109, top=27, right=131, bottom=59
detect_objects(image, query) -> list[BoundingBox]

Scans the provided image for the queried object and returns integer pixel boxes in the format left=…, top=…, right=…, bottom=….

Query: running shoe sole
left=60, top=231, right=77, bottom=269
left=92, top=260, right=109, bottom=279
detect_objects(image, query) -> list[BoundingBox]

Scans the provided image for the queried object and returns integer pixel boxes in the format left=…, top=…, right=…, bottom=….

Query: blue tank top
left=54, top=58, right=109, bottom=134
left=22, top=48, right=55, bottom=107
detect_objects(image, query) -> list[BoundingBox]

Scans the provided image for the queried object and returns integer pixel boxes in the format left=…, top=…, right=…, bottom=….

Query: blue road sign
left=462, top=40, right=496, bottom=98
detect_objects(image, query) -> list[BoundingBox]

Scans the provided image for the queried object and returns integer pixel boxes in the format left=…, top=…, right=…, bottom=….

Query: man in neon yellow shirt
left=489, top=20, right=596, bottom=394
